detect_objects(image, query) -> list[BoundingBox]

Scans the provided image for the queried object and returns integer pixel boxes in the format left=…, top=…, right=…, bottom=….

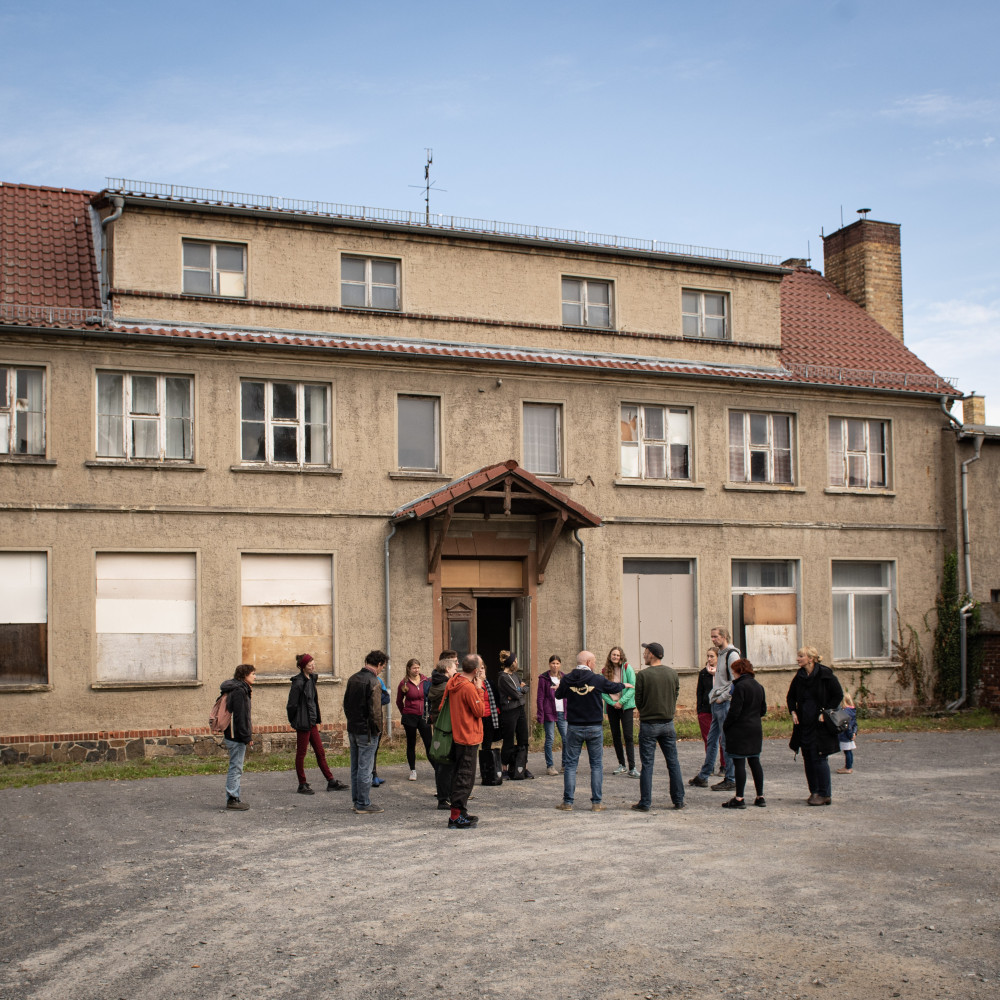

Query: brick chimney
left=963, top=394, right=986, bottom=426
left=822, top=218, right=904, bottom=342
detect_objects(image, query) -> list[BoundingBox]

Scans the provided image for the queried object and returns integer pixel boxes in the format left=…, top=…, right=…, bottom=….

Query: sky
left=2, top=0, right=999, bottom=421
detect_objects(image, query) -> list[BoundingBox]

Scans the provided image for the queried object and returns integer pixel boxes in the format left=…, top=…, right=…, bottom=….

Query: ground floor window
left=0, top=552, right=47, bottom=685
left=832, top=561, right=894, bottom=659
left=621, top=558, right=694, bottom=668
left=241, top=554, right=334, bottom=676
left=95, top=553, right=197, bottom=682
left=731, top=560, right=799, bottom=666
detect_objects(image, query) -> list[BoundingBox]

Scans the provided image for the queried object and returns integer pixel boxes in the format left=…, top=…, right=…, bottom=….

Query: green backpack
left=428, top=692, right=454, bottom=764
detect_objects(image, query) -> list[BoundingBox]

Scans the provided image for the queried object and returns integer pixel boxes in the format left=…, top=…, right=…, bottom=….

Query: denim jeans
left=698, top=701, right=735, bottom=782
left=562, top=723, right=604, bottom=805
left=638, top=720, right=684, bottom=808
left=843, top=748, right=854, bottom=769
left=223, top=737, right=247, bottom=801
left=543, top=712, right=568, bottom=768
left=349, top=732, right=378, bottom=809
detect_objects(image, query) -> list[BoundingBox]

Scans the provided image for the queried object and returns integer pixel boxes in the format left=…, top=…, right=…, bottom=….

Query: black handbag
left=823, top=707, right=851, bottom=735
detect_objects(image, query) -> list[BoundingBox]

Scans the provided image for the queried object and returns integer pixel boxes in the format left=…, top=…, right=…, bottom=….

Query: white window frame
left=728, top=411, right=794, bottom=484
left=828, top=417, right=889, bottom=488
left=620, top=403, right=692, bottom=481
left=730, top=559, right=800, bottom=666
left=182, top=240, right=247, bottom=298
left=561, top=277, right=613, bottom=329
left=0, top=551, right=48, bottom=686
left=682, top=288, right=729, bottom=340
left=341, top=255, right=401, bottom=310
left=522, top=402, right=563, bottom=477
left=832, top=560, right=895, bottom=660
left=96, top=371, right=194, bottom=462
left=396, top=394, right=440, bottom=472
left=0, top=366, right=45, bottom=456
left=240, top=380, right=331, bottom=466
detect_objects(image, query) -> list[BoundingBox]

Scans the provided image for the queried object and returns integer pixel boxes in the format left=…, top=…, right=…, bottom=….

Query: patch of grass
left=2, top=710, right=995, bottom=791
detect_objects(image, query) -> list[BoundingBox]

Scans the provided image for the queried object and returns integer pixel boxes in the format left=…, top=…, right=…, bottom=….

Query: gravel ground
left=1, top=729, right=998, bottom=1000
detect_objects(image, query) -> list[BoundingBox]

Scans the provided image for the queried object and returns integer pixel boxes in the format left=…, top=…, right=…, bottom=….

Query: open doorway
left=477, top=597, right=512, bottom=688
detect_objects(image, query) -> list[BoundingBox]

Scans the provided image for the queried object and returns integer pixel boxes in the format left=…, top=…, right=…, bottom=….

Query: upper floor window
left=620, top=404, right=691, bottom=481
left=729, top=411, right=793, bottom=484
left=397, top=394, right=439, bottom=471
left=828, top=417, right=888, bottom=488
left=97, top=372, right=193, bottom=461
left=562, top=278, right=612, bottom=328
left=832, top=560, right=893, bottom=659
left=341, top=256, right=400, bottom=310
left=523, top=403, right=562, bottom=476
left=682, top=289, right=729, bottom=340
left=241, top=381, right=330, bottom=465
left=182, top=241, right=247, bottom=297
left=0, top=367, right=44, bottom=455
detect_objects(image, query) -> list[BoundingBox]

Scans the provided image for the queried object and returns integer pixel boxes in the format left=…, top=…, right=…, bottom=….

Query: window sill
left=0, top=682, right=52, bottom=693
left=91, top=680, right=202, bottom=690
left=824, top=487, right=896, bottom=497
left=561, top=324, right=615, bottom=332
left=389, top=471, right=450, bottom=481
left=230, top=465, right=343, bottom=476
left=683, top=334, right=730, bottom=343
left=253, top=674, right=342, bottom=686
left=537, top=476, right=575, bottom=486
left=614, top=479, right=705, bottom=490
left=85, top=460, right=206, bottom=471
left=0, top=456, right=56, bottom=466
left=724, top=483, right=805, bottom=494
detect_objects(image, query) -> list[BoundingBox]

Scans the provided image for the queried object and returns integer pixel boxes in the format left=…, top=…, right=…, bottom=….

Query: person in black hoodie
left=554, top=650, right=627, bottom=811
left=221, top=663, right=255, bottom=810
left=787, top=646, right=844, bottom=806
left=721, top=658, right=767, bottom=809
left=286, top=652, right=346, bottom=795
left=496, top=650, right=533, bottom=780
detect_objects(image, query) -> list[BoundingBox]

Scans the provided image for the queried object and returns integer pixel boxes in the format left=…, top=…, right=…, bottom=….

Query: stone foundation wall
left=0, top=724, right=350, bottom=766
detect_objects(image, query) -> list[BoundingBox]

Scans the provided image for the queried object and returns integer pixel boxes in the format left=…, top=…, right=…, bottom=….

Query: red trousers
left=698, top=712, right=725, bottom=770
left=296, top=726, right=334, bottom=785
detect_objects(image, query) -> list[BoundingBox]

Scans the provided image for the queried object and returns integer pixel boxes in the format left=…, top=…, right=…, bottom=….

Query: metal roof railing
left=784, top=362, right=957, bottom=392
left=0, top=302, right=108, bottom=325
left=105, top=177, right=781, bottom=266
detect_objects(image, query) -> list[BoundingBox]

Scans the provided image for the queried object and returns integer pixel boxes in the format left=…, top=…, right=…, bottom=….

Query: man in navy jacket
left=554, top=650, right=626, bottom=811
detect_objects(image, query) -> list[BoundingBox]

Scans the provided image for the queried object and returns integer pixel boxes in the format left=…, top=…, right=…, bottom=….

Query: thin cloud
left=880, top=92, right=996, bottom=123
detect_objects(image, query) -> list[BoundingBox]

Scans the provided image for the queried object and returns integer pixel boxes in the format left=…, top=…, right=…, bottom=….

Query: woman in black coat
left=786, top=646, right=844, bottom=806
left=721, top=658, right=767, bottom=809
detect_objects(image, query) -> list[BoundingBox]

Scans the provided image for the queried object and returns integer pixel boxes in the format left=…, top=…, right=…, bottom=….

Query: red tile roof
left=0, top=182, right=101, bottom=311
left=779, top=265, right=949, bottom=391
left=391, top=459, right=602, bottom=528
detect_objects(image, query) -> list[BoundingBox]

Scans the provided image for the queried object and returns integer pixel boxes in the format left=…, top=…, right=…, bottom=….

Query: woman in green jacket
left=603, top=646, right=638, bottom=777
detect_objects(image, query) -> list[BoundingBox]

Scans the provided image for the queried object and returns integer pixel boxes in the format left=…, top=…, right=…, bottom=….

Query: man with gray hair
left=690, top=627, right=739, bottom=790
left=554, top=650, right=627, bottom=812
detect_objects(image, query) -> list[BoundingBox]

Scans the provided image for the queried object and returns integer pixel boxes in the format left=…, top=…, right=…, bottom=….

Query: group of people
left=214, top=629, right=858, bottom=822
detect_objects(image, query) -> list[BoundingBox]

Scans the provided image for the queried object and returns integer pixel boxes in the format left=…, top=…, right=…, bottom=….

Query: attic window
left=182, top=241, right=247, bottom=298
left=682, top=289, right=729, bottom=340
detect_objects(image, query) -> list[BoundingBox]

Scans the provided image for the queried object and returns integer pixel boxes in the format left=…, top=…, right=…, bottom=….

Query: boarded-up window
left=96, top=553, right=197, bottom=682
left=0, top=552, right=48, bottom=684
left=622, top=559, right=695, bottom=669
left=731, top=560, right=799, bottom=666
left=241, top=554, right=334, bottom=675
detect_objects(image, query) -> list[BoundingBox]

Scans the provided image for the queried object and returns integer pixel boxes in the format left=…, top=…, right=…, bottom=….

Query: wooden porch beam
left=537, top=509, right=568, bottom=583
left=427, top=505, right=454, bottom=583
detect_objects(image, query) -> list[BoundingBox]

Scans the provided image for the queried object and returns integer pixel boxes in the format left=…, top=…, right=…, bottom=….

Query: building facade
left=0, top=181, right=964, bottom=760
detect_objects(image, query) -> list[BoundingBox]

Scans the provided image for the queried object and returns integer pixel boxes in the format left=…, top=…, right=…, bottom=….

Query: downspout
left=573, top=529, right=587, bottom=650
left=947, top=602, right=975, bottom=711
left=384, top=523, right=397, bottom=737
left=99, top=196, right=125, bottom=305
left=960, top=433, right=984, bottom=598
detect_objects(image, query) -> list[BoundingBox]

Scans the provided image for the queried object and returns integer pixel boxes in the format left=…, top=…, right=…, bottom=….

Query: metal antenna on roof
left=408, top=148, right=446, bottom=224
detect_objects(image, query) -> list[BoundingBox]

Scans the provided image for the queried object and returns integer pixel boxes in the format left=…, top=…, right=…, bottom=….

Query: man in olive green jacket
left=632, top=642, right=684, bottom=812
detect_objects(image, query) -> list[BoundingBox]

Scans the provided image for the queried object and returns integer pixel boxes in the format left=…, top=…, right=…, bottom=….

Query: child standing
left=836, top=690, right=858, bottom=774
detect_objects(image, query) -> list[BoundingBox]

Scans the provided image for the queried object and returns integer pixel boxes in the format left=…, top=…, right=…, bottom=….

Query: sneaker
left=546, top=766, right=559, bottom=776
left=437, top=800, right=451, bottom=810
left=461, top=813, right=479, bottom=824
left=754, top=796, right=767, bottom=807
left=688, top=776, right=708, bottom=788
left=613, top=764, right=627, bottom=775
left=555, top=802, right=574, bottom=811
left=628, top=768, right=640, bottom=778
left=297, top=783, right=314, bottom=795
left=712, top=780, right=736, bottom=791
left=836, top=767, right=853, bottom=774
left=591, top=803, right=606, bottom=812
left=327, top=778, right=347, bottom=791
left=631, top=802, right=651, bottom=812
left=448, top=814, right=478, bottom=829
left=673, top=801, right=686, bottom=810
left=226, top=797, right=249, bottom=811
left=523, top=769, right=535, bottom=779
left=353, top=803, right=384, bottom=814
left=721, top=797, right=746, bottom=810
left=409, top=769, right=417, bottom=781
left=807, top=793, right=832, bottom=806
left=371, top=776, right=385, bottom=787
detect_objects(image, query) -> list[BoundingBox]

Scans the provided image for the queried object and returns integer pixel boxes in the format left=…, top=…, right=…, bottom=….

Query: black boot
left=297, top=783, right=315, bottom=795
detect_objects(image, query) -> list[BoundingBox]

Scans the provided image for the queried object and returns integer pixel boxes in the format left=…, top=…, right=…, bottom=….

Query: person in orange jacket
left=444, top=653, right=487, bottom=830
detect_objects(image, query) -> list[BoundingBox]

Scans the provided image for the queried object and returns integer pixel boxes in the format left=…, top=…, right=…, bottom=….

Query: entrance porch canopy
left=390, top=459, right=601, bottom=584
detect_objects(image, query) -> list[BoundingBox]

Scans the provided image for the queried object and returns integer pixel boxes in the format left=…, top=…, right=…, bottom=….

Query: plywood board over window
left=96, top=553, right=196, bottom=682
left=0, top=552, right=48, bottom=684
left=241, top=554, right=334, bottom=675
